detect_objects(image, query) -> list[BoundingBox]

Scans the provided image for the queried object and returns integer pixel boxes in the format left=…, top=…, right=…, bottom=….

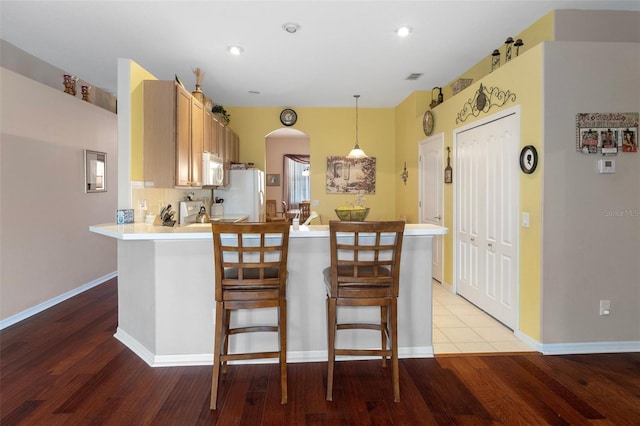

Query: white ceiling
left=1, top=1, right=638, bottom=108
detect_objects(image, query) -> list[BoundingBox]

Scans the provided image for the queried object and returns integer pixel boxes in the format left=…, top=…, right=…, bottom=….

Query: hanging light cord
left=354, top=94, right=360, bottom=148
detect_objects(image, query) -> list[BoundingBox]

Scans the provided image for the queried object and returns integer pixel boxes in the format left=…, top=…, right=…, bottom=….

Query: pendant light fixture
left=347, top=94, right=368, bottom=159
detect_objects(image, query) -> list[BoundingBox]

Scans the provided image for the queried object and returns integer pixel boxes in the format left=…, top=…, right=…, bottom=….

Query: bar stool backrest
left=212, top=222, right=290, bottom=303
left=327, top=220, right=405, bottom=299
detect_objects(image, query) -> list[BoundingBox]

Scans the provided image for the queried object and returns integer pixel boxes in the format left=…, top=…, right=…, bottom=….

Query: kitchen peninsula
left=90, top=223, right=447, bottom=367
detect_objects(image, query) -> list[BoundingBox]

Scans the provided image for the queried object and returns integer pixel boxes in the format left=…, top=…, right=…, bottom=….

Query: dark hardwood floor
left=1, top=278, right=639, bottom=425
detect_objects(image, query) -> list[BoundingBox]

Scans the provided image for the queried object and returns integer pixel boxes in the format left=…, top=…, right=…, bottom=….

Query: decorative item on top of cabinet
left=491, top=49, right=501, bottom=72
left=191, top=67, right=205, bottom=103
left=429, top=87, right=443, bottom=109
left=81, top=85, right=90, bottom=102
left=212, top=104, right=231, bottom=125
left=451, top=78, right=473, bottom=95
left=504, top=37, right=514, bottom=62
left=204, top=96, right=213, bottom=111
left=63, top=74, right=78, bottom=96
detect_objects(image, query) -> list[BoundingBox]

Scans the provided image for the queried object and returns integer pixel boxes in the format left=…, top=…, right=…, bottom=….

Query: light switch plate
left=522, top=212, right=530, bottom=228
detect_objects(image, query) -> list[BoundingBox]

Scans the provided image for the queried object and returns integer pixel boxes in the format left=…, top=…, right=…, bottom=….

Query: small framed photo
left=266, top=174, right=280, bottom=186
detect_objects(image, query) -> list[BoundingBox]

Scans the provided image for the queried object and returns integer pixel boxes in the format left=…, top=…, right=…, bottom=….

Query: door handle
left=470, top=238, right=475, bottom=242
left=434, top=215, right=441, bottom=220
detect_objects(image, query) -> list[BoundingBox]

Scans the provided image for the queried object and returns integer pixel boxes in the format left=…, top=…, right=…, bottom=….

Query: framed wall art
left=266, top=174, right=280, bottom=186
left=326, top=156, right=376, bottom=194
left=576, top=112, right=638, bottom=154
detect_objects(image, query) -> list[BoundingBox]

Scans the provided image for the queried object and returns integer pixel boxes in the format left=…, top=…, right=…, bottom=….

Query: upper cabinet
left=143, top=80, right=204, bottom=188
left=203, top=108, right=213, bottom=154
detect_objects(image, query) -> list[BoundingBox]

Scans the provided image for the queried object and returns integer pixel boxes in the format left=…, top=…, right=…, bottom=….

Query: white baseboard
left=0, top=272, right=117, bottom=330
left=114, top=328, right=434, bottom=367
left=514, top=330, right=640, bottom=355
left=540, top=340, right=640, bottom=355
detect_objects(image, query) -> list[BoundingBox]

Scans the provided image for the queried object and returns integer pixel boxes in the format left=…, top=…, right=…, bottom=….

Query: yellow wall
left=440, top=11, right=554, bottom=107
left=129, top=62, right=157, bottom=181
left=393, top=44, right=545, bottom=340
left=225, top=106, right=397, bottom=222
left=394, top=91, right=430, bottom=223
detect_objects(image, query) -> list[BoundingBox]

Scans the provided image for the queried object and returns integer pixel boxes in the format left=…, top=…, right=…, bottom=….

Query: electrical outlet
left=599, top=300, right=611, bottom=316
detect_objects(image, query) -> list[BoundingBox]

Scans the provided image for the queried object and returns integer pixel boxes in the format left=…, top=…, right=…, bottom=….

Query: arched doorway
left=265, top=128, right=310, bottom=216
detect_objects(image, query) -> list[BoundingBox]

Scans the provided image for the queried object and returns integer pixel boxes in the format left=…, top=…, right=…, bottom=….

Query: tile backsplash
left=132, top=183, right=212, bottom=222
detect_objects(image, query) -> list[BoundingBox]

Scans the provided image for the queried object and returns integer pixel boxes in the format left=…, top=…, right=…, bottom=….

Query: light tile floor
left=432, top=281, right=533, bottom=354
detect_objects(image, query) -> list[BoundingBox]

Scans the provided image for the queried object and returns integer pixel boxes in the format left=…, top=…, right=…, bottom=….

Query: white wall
left=542, top=41, right=640, bottom=345
left=1, top=40, right=117, bottom=113
left=0, top=67, right=117, bottom=324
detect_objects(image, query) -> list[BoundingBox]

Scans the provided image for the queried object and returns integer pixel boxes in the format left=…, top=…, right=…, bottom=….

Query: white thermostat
left=598, top=158, right=616, bottom=174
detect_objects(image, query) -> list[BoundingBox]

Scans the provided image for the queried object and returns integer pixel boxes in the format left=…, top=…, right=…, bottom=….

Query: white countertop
left=89, top=222, right=447, bottom=241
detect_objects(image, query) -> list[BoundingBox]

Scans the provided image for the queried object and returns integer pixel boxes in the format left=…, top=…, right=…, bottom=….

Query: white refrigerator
left=214, top=169, right=265, bottom=222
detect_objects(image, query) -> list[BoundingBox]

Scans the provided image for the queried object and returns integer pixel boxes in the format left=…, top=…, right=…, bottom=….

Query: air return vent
left=406, top=73, right=423, bottom=80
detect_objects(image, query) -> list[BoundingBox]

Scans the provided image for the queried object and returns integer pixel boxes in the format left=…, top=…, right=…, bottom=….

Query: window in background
left=283, top=154, right=310, bottom=207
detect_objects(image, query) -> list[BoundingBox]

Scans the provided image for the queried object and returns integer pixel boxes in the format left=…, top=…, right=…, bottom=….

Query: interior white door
left=419, top=135, right=443, bottom=283
left=455, top=109, right=519, bottom=329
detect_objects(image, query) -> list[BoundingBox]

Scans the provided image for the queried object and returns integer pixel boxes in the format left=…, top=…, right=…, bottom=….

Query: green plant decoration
left=212, top=104, right=231, bottom=125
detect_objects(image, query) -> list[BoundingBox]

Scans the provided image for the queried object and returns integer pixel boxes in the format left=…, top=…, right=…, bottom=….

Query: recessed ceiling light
left=396, top=26, right=413, bottom=37
left=227, top=46, right=244, bottom=56
left=282, top=22, right=301, bottom=34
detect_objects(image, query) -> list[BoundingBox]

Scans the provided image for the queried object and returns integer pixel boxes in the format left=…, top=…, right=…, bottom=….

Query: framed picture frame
left=326, top=156, right=376, bottom=194
left=266, top=174, right=280, bottom=186
left=84, top=149, right=107, bottom=193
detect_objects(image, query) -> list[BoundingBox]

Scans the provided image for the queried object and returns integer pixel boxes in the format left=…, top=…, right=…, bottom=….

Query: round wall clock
left=280, top=108, right=297, bottom=126
left=520, top=145, right=538, bottom=174
left=423, top=110, right=434, bottom=136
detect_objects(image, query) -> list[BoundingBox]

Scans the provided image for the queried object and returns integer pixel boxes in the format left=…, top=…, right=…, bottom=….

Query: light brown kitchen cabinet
left=143, top=80, right=204, bottom=188
left=217, top=124, right=239, bottom=187
left=225, top=126, right=240, bottom=164
left=203, top=108, right=213, bottom=154
left=210, top=115, right=221, bottom=156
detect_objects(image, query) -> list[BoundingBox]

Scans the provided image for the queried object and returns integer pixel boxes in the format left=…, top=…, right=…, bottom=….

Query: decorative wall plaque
left=456, top=83, right=517, bottom=124
left=576, top=113, right=638, bottom=154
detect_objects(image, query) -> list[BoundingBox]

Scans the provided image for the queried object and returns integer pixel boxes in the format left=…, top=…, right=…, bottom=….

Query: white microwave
left=202, top=153, right=224, bottom=187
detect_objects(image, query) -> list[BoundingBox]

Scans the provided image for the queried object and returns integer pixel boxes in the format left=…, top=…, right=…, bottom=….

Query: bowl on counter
left=334, top=207, right=370, bottom=222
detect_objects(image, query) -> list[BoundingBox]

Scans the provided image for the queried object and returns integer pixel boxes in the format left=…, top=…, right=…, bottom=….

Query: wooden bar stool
left=266, top=199, right=286, bottom=222
left=210, top=222, right=290, bottom=410
left=323, top=220, right=405, bottom=402
left=299, top=201, right=311, bottom=224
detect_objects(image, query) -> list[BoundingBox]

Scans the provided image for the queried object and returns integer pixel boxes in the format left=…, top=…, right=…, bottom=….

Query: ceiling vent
left=406, top=73, right=423, bottom=80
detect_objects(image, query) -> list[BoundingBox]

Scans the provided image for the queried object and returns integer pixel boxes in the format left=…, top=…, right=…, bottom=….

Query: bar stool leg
left=380, top=304, right=388, bottom=367
left=391, top=298, right=400, bottom=402
left=326, top=297, right=337, bottom=401
left=279, top=300, right=288, bottom=404
left=222, top=309, right=231, bottom=374
left=210, top=301, right=225, bottom=410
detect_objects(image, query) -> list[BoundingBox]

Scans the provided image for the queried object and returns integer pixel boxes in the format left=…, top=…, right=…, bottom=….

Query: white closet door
left=419, top=136, right=443, bottom=283
left=456, top=110, right=519, bottom=329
